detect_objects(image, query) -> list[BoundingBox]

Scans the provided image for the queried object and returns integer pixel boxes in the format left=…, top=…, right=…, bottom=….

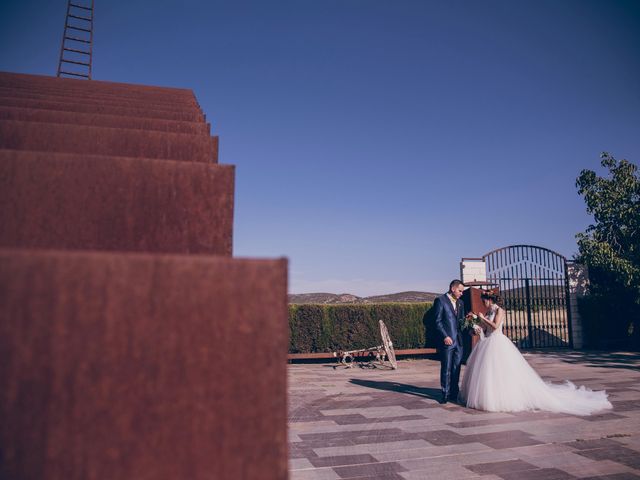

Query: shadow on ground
left=528, top=350, right=640, bottom=372
left=349, top=379, right=441, bottom=401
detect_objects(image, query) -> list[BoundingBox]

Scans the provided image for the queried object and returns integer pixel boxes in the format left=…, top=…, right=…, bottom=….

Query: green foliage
left=288, top=303, right=432, bottom=353
left=575, top=152, right=640, bottom=348
left=577, top=295, right=635, bottom=348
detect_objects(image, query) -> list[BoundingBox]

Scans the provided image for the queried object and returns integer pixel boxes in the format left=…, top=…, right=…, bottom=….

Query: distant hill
left=364, top=291, right=440, bottom=303
left=288, top=291, right=440, bottom=304
left=288, top=285, right=569, bottom=305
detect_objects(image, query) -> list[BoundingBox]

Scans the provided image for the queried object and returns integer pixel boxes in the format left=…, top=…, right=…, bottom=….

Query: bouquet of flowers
left=462, top=312, right=481, bottom=331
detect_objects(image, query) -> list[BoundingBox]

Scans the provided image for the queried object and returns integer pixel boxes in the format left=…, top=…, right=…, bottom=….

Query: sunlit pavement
left=288, top=351, right=640, bottom=480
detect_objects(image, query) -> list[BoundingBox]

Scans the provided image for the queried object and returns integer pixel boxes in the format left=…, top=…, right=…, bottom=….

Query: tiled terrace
left=289, top=351, right=640, bottom=480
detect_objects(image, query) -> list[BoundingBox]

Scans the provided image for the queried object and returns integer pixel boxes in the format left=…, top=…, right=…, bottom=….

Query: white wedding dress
left=459, top=305, right=612, bottom=415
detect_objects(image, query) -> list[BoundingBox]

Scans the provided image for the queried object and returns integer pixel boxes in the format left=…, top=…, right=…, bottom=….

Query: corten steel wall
left=0, top=250, right=289, bottom=480
left=0, top=150, right=234, bottom=256
left=0, top=71, right=288, bottom=479
left=0, top=72, right=206, bottom=122
left=0, top=71, right=196, bottom=97
left=0, top=120, right=219, bottom=162
left=0, top=95, right=206, bottom=121
left=0, top=107, right=211, bottom=134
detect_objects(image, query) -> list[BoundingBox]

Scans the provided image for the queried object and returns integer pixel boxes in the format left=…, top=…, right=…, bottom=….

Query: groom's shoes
left=438, top=395, right=448, bottom=404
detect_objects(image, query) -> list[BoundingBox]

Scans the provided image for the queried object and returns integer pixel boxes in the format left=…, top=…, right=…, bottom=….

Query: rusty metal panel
left=0, top=150, right=233, bottom=255
left=0, top=95, right=204, bottom=122
left=0, top=87, right=200, bottom=113
left=0, top=71, right=196, bottom=99
left=0, top=106, right=209, bottom=135
left=0, top=249, right=289, bottom=480
left=0, top=120, right=218, bottom=162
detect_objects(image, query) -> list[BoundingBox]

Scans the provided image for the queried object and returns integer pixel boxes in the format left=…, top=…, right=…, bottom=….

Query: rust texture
left=0, top=106, right=211, bottom=134
left=0, top=71, right=196, bottom=96
left=0, top=250, right=289, bottom=480
left=0, top=120, right=218, bottom=162
left=0, top=95, right=205, bottom=121
left=0, top=150, right=234, bottom=255
left=0, top=71, right=288, bottom=479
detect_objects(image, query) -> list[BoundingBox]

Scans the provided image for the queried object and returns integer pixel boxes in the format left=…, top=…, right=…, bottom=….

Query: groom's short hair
left=449, top=279, right=464, bottom=290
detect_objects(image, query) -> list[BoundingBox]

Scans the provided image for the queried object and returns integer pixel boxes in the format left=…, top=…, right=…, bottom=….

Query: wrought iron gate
left=483, top=245, right=572, bottom=348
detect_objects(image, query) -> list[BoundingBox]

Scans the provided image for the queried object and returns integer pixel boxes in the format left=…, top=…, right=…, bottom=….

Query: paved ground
left=288, top=351, right=640, bottom=480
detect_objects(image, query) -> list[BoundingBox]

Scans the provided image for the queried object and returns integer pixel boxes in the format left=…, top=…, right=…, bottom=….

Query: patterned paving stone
left=572, top=445, right=640, bottom=464
left=602, top=381, right=640, bottom=387
left=469, top=430, right=544, bottom=449
left=312, top=440, right=432, bottom=458
left=291, top=458, right=315, bottom=470
left=525, top=451, right=611, bottom=470
left=448, top=417, right=537, bottom=429
left=465, top=459, right=540, bottom=475
left=611, top=400, right=640, bottom=412
left=498, top=467, right=576, bottom=480
left=290, top=445, right=319, bottom=459
left=308, top=454, right=378, bottom=468
left=291, top=468, right=341, bottom=480
left=399, top=462, right=496, bottom=480
left=581, top=474, right=640, bottom=480
left=577, top=413, right=628, bottom=422
left=371, top=442, right=491, bottom=463
left=564, top=439, right=626, bottom=450
left=561, top=460, right=639, bottom=478
left=329, top=414, right=427, bottom=425
left=415, top=429, right=479, bottom=446
left=331, top=461, right=406, bottom=478
left=340, top=475, right=406, bottom=480
left=561, top=439, right=640, bottom=472
left=288, top=353, right=640, bottom=479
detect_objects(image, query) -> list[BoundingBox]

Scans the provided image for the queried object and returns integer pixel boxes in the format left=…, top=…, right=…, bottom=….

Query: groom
left=433, top=280, right=465, bottom=404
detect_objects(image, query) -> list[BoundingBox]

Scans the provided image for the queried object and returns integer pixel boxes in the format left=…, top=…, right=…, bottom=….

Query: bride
left=459, top=290, right=612, bottom=415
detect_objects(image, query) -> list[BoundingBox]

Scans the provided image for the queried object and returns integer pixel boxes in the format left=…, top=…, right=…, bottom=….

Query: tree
left=576, top=152, right=640, bottom=347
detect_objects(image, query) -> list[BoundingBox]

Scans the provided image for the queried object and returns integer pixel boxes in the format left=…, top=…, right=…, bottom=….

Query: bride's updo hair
left=481, top=289, right=502, bottom=305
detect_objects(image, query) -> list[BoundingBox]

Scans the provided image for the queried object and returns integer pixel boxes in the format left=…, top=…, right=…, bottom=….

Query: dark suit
left=433, top=293, right=465, bottom=400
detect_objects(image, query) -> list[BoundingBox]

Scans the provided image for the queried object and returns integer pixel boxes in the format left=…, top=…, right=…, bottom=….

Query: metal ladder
left=57, top=0, right=94, bottom=79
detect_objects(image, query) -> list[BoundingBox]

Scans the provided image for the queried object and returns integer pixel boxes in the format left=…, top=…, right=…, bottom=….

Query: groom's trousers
left=439, top=340, right=463, bottom=399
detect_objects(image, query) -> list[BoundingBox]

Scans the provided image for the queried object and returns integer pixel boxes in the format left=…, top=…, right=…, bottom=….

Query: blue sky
left=2, top=0, right=639, bottom=295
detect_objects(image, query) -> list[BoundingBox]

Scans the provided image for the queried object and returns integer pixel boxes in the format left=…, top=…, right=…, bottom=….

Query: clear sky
left=2, top=0, right=639, bottom=295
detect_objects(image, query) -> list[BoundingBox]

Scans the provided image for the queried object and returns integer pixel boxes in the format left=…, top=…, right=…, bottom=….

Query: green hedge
left=288, top=303, right=433, bottom=354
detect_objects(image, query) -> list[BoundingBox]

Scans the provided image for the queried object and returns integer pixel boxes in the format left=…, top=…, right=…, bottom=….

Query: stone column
left=567, top=261, right=589, bottom=349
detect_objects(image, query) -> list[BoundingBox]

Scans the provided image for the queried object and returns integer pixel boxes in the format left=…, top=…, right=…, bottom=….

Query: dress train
left=459, top=306, right=612, bottom=416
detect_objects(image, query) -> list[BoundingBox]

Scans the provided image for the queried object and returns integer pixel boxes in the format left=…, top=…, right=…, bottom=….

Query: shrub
left=288, top=302, right=433, bottom=354
left=578, top=294, right=640, bottom=350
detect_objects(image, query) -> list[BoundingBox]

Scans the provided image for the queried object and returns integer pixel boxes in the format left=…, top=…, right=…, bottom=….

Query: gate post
left=460, top=258, right=486, bottom=284
left=566, top=261, right=588, bottom=349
